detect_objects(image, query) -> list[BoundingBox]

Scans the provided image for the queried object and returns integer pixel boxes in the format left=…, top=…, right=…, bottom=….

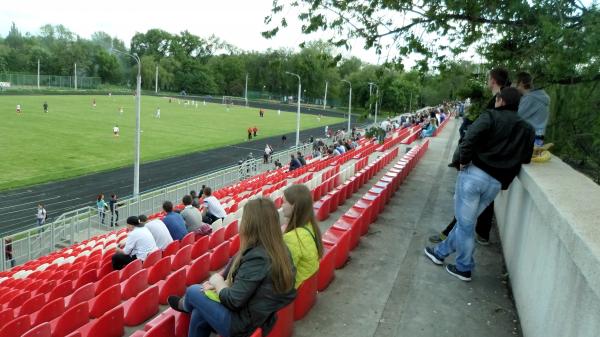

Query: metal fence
left=0, top=142, right=319, bottom=271
left=0, top=73, right=101, bottom=89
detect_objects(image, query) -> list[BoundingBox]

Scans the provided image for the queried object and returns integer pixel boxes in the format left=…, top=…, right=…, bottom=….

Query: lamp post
left=244, top=73, right=249, bottom=107
left=368, top=82, right=379, bottom=124
left=341, top=79, right=352, bottom=132
left=112, top=48, right=142, bottom=199
left=285, top=71, right=301, bottom=148
left=323, top=80, right=328, bottom=110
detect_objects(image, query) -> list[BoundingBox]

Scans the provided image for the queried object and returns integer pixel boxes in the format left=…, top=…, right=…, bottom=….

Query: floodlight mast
left=285, top=71, right=302, bottom=148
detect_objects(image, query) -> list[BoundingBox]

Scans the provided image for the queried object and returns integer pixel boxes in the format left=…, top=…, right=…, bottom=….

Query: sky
left=0, top=0, right=399, bottom=66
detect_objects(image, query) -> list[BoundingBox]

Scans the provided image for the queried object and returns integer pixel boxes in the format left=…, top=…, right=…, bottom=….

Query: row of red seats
left=433, top=117, right=449, bottom=136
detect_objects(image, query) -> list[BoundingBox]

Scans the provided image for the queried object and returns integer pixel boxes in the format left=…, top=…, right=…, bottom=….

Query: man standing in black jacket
left=425, top=87, right=535, bottom=281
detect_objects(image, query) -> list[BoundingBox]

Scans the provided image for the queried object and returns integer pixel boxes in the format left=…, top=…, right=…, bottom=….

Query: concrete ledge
left=495, top=155, right=600, bottom=337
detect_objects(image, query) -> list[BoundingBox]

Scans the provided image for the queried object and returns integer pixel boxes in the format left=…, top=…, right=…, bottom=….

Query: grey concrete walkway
left=295, top=119, right=522, bottom=337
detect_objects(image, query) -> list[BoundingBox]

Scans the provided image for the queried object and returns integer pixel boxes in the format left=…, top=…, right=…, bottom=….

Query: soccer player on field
left=155, top=107, right=161, bottom=119
left=92, top=98, right=96, bottom=108
left=16, top=104, right=21, bottom=113
left=113, top=124, right=120, bottom=137
left=43, top=102, right=48, bottom=113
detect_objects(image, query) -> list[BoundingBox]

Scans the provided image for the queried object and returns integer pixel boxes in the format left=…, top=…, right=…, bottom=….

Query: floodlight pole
left=37, top=59, right=40, bottom=89
left=323, top=81, right=328, bottom=110
left=409, top=91, right=413, bottom=113
left=74, top=63, right=77, bottom=90
left=369, top=82, right=379, bottom=124
left=113, top=48, right=142, bottom=199
left=341, top=80, right=352, bottom=132
left=155, top=64, right=159, bottom=93
left=245, top=73, right=249, bottom=107
left=285, top=71, right=301, bottom=148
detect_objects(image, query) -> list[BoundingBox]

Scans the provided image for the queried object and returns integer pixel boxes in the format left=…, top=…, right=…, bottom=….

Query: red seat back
left=5, top=291, right=30, bottom=309
left=180, top=232, right=195, bottom=246
left=74, top=269, right=98, bottom=289
left=0, top=315, right=31, bottom=337
left=34, top=280, right=56, bottom=296
left=191, top=235, right=209, bottom=259
left=22, top=322, right=51, bottom=337
left=143, top=249, right=162, bottom=269
left=124, top=285, right=159, bottom=326
left=32, top=297, right=65, bottom=326
left=0, top=308, right=13, bottom=331
left=224, top=220, right=238, bottom=240
left=52, top=301, right=89, bottom=337
left=171, top=245, right=192, bottom=271
left=146, top=314, right=175, bottom=337
left=95, top=270, right=119, bottom=296
left=163, top=241, right=180, bottom=257
left=186, top=253, right=210, bottom=286
left=158, top=268, right=187, bottom=305
left=90, top=284, right=121, bottom=318
left=208, top=228, right=225, bottom=249
left=148, top=257, right=172, bottom=285
left=48, top=280, right=74, bottom=302
left=120, top=259, right=142, bottom=282
left=293, top=273, right=318, bottom=320
left=209, top=241, right=231, bottom=271
left=85, top=304, right=124, bottom=337
left=229, top=235, right=240, bottom=257
left=317, top=247, right=336, bottom=292
left=66, top=283, right=95, bottom=308
left=121, top=269, right=148, bottom=301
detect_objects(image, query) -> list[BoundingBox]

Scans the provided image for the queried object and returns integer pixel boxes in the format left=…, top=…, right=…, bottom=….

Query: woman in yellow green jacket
left=282, top=184, right=324, bottom=288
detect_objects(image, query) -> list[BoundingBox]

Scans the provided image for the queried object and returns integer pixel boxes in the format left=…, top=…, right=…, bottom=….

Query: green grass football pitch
left=0, top=95, right=343, bottom=191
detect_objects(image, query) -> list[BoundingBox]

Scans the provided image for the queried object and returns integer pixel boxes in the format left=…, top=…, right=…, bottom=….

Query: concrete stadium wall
left=495, top=156, right=600, bottom=337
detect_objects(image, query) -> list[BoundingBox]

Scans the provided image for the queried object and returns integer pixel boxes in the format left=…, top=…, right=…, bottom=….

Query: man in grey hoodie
left=516, top=72, right=550, bottom=146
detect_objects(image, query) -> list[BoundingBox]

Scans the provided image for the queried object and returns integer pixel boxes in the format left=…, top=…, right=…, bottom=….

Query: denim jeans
left=184, top=285, right=232, bottom=337
left=434, top=164, right=501, bottom=272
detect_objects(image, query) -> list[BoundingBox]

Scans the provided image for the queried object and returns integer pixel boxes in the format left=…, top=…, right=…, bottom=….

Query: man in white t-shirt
left=113, top=125, right=120, bottom=137
left=112, top=215, right=158, bottom=270
left=140, top=215, right=173, bottom=250
left=201, top=187, right=227, bottom=225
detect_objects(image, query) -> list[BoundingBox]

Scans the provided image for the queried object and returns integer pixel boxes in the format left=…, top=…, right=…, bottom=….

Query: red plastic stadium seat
left=181, top=232, right=195, bottom=246
left=88, top=283, right=121, bottom=318
left=148, top=257, right=172, bottom=285
left=65, top=283, right=95, bottom=308
left=74, top=269, right=98, bottom=289
left=34, top=280, right=57, bottom=297
left=208, top=228, right=225, bottom=250
left=163, top=241, right=180, bottom=257
left=321, top=229, right=351, bottom=269
left=123, top=285, right=159, bottom=326
left=317, top=247, right=336, bottom=292
left=5, top=291, right=30, bottom=309
left=120, top=259, right=142, bottom=282
left=95, top=270, right=119, bottom=295
left=313, top=197, right=331, bottom=221
left=157, top=268, right=187, bottom=305
left=209, top=241, right=231, bottom=271
left=74, top=304, right=124, bottom=337
left=185, top=253, right=210, bottom=286
left=0, top=315, right=31, bottom=337
left=143, top=250, right=162, bottom=269
left=0, top=308, right=14, bottom=330
left=266, top=302, right=294, bottom=337
left=50, top=301, right=89, bottom=337
left=146, top=314, right=175, bottom=337
left=22, top=322, right=51, bottom=337
left=31, top=297, right=65, bottom=326
left=191, top=236, right=209, bottom=260
left=47, top=280, right=74, bottom=302
left=171, top=245, right=192, bottom=271
left=229, top=235, right=240, bottom=257
left=121, top=269, right=148, bottom=301
left=332, top=218, right=360, bottom=250
left=224, top=220, right=238, bottom=240
left=293, top=273, right=317, bottom=321
left=61, top=270, right=80, bottom=283
left=97, top=260, right=114, bottom=279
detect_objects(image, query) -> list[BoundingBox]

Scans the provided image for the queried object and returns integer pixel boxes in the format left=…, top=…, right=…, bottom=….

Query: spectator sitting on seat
left=181, top=195, right=204, bottom=232
left=162, top=201, right=188, bottom=241
left=139, top=214, right=173, bottom=250
left=336, top=141, right=346, bottom=154
left=331, top=146, right=341, bottom=156
left=112, top=216, right=158, bottom=270
left=289, top=154, right=302, bottom=171
left=202, top=187, right=227, bottom=225
left=421, top=118, right=438, bottom=138
left=297, top=152, right=306, bottom=166
left=274, top=159, right=283, bottom=169
left=167, top=198, right=296, bottom=337
left=282, top=185, right=323, bottom=288
left=190, top=190, right=200, bottom=208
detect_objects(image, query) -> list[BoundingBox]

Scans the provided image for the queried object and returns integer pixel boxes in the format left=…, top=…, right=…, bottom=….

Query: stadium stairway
left=0, top=119, right=448, bottom=337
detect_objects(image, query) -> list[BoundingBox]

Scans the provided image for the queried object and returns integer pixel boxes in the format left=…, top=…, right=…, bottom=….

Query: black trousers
left=442, top=201, right=494, bottom=241
left=202, top=213, right=223, bottom=225
left=111, top=210, right=119, bottom=226
left=112, top=252, right=137, bottom=270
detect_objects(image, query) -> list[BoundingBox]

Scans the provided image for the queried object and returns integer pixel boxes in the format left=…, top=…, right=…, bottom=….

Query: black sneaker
left=446, top=264, right=472, bottom=282
left=168, top=296, right=189, bottom=313
left=424, top=247, right=444, bottom=265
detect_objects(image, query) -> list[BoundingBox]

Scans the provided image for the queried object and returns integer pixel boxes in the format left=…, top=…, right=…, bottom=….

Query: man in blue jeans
left=425, top=87, right=535, bottom=281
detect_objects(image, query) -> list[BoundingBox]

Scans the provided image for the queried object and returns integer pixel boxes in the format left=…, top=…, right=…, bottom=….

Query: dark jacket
left=289, top=158, right=302, bottom=171
left=297, top=155, right=306, bottom=166
left=459, top=108, right=535, bottom=189
left=220, top=246, right=296, bottom=337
